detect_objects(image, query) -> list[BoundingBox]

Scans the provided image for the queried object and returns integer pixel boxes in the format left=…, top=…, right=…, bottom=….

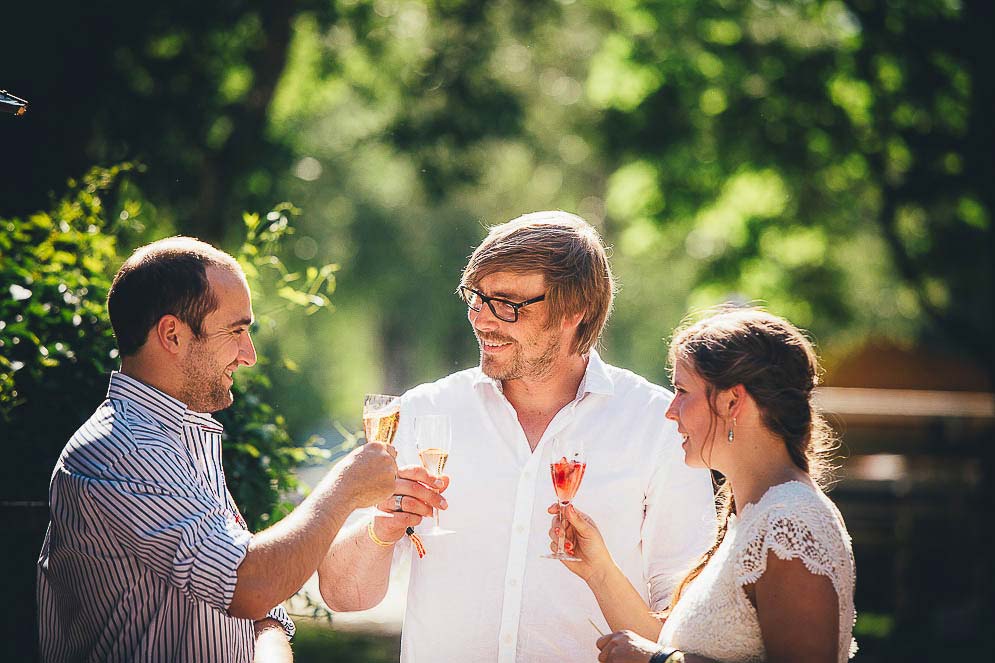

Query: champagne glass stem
left=557, top=501, right=568, bottom=555
left=434, top=504, right=441, bottom=531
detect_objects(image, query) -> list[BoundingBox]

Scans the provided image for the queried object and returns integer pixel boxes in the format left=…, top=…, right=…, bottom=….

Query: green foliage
left=2, top=1, right=342, bottom=241
left=1, top=166, right=134, bottom=499
left=221, top=203, right=338, bottom=529
left=291, top=621, right=399, bottom=663
left=0, top=166, right=334, bottom=532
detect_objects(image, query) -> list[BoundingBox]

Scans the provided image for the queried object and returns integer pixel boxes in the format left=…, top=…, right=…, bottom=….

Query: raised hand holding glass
left=542, top=436, right=586, bottom=561
left=414, top=415, right=454, bottom=536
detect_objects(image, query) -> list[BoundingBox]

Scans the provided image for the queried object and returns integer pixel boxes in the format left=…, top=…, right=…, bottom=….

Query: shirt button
left=503, top=634, right=513, bottom=645
left=508, top=578, right=518, bottom=587
left=516, top=525, right=525, bottom=534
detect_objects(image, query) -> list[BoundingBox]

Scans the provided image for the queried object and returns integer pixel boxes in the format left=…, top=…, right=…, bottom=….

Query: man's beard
left=479, top=329, right=561, bottom=382
left=178, top=340, right=232, bottom=413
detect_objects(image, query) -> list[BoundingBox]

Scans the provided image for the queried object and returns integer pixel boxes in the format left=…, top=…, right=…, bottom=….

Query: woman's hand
left=596, top=630, right=661, bottom=662
left=546, top=502, right=613, bottom=581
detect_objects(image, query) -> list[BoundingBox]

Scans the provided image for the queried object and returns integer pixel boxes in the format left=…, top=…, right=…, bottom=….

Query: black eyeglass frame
left=458, top=285, right=546, bottom=323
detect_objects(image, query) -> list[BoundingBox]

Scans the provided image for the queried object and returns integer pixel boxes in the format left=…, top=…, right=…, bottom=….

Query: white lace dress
left=658, top=481, right=857, bottom=662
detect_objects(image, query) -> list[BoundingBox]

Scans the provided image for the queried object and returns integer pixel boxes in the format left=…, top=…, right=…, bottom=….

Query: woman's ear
left=725, top=384, right=748, bottom=419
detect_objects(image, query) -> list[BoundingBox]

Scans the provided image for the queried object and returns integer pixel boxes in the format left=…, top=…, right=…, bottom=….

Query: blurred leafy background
left=2, top=0, right=992, bottom=660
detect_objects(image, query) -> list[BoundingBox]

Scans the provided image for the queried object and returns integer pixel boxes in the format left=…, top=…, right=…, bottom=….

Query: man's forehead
left=476, top=270, right=546, bottom=295
left=205, top=266, right=252, bottom=322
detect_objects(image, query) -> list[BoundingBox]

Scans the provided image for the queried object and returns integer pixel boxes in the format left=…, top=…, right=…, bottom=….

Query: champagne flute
left=414, top=415, right=455, bottom=536
left=364, top=393, right=400, bottom=518
left=542, top=436, right=586, bottom=560
left=363, top=393, right=401, bottom=446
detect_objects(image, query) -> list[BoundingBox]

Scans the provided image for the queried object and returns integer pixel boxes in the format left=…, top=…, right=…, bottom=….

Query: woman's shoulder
left=735, top=481, right=854, bottom=587
left=741, top=481, right=843, bottom=526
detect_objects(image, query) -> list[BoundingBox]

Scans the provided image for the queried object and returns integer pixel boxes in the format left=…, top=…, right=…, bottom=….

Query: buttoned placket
left=495, top=392, right=585, bottom=663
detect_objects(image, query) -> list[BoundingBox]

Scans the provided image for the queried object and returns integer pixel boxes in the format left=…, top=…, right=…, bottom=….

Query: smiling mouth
left=479, top=337, right=513, bottom=351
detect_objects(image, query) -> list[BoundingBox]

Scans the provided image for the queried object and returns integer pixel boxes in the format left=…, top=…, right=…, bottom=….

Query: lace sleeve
left=738, top=511, right=840, bottom=587
left=735, top=500, right=858, bottom=660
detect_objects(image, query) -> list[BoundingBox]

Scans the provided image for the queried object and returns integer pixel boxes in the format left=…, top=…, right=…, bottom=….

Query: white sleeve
left=640, top=418, right=717, bottom=610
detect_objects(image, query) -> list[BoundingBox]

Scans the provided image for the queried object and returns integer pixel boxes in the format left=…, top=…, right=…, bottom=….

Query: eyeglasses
left=458, top=286, right=546, bottom=323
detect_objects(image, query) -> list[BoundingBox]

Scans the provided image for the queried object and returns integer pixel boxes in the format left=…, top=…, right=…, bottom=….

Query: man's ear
left=153, top=315, right=185, bottom=355
left=560, top=310, right=585, bottom=333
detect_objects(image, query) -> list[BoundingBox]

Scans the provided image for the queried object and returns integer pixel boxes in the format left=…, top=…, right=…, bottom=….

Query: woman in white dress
left=549, top=308, right=856, bottom=663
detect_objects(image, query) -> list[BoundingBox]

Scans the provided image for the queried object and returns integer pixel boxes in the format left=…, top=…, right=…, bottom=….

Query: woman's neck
left=720, top=429, right=813, bottom=511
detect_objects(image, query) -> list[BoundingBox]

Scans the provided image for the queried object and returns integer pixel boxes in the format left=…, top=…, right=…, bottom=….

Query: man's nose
left=240, top=333, right=257, bottom=367
left=469, top=303, right=500, bottom=330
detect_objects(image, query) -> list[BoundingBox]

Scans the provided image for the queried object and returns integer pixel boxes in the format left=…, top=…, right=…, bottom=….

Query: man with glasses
left=318, top=211, right=716, bottom=662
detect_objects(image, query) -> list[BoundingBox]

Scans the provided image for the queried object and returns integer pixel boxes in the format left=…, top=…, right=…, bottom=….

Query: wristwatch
left=649, top=647, right=685, bottom=663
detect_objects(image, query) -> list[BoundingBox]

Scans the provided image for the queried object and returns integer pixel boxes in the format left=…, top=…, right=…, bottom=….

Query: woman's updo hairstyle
left=663, top=306, right=839, bottom=612
left=668, top=306, right=836, bottom=485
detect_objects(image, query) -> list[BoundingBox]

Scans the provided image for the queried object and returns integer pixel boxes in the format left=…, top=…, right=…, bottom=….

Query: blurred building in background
left=820, top=340, right=994, bottom=659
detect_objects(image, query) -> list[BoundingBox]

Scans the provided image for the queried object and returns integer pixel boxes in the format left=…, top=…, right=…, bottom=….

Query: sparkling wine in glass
left=364, top=393, right=400, bottom=518
left=542, top=436, right=586, bottom=561
left=363, top=394, right=400, bottom=446
left=414, top=415, right=454, bottom=536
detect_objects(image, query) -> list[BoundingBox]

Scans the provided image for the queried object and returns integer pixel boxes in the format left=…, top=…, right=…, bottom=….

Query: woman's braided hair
left=662, top=306, right=839, bottom=613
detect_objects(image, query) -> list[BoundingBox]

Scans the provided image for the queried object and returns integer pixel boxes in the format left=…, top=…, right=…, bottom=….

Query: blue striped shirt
left=37, top=371, right=294, bottom=662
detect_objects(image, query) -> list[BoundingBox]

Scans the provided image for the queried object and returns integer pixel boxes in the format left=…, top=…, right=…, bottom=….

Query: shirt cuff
left=265, top=605, right=296, bottom=640
left=191, top=522, right=253, bottom=612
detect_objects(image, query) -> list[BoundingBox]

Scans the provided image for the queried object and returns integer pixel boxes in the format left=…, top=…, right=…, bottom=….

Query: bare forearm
left=588, top=564, right=664, bottom=641
left=233, top=469, right=358, bottom=619
left=253, top=618, right=293, bottom=662
left=317, top=518, right=395, bottom=611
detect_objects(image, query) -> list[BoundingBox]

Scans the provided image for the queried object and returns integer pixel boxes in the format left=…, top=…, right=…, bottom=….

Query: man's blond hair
left=460, top=211, right=616, bottom=355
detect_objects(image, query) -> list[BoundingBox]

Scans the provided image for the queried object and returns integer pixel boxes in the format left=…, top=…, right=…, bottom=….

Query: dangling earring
left=727, top=417, right=736, bottom=444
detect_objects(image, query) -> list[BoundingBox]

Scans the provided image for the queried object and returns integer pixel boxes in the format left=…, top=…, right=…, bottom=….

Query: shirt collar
left=577, top=348, right=614, bottom=397
left=471, top=348, right=616, bottom=398
left=107, top=371, right=224, bottom=435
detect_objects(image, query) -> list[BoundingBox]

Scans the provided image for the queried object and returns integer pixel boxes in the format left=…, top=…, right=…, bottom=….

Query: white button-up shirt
left=393, top=351, right=716, bottom=663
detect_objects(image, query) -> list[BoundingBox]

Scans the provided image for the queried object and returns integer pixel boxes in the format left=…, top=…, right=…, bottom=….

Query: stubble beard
left=179, top=339, right=233, bottom=413
left=479, top=328, right=562, bottom=383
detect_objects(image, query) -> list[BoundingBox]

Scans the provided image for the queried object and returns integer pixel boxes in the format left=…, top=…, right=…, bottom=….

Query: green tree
left=1, top=1, right=341, bottom=242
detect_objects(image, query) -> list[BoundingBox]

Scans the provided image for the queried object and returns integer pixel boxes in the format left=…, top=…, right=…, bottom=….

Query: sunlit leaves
left=606, top=160, right=664, bottom=221
left=699, top=87, right=728, bottom=116
left=957, top=197, right=989, bottom=231
left=700, top=19, right=742, bottom=46
left=874, top=55, right=903, bottom=93
left=828, top=73, right=873, bottom=127
left=586, top=34, right=663, bottom=111
left=759, top=225, right=828, bottom=269
left=240, top=205, right=339, bottom=318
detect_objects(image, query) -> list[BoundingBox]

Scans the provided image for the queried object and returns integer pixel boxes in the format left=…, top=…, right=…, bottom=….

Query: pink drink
left=550, top=457, right=587, bottom=503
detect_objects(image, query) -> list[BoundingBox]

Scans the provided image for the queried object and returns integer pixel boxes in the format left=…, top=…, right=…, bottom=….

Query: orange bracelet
left=367, top=520, right=393, bottom=547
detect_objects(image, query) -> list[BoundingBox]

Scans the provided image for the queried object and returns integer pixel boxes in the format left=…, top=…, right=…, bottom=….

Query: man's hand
left=370, top=464, right=449, bottom=543
left=336, top=442, right=398, bottom=509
